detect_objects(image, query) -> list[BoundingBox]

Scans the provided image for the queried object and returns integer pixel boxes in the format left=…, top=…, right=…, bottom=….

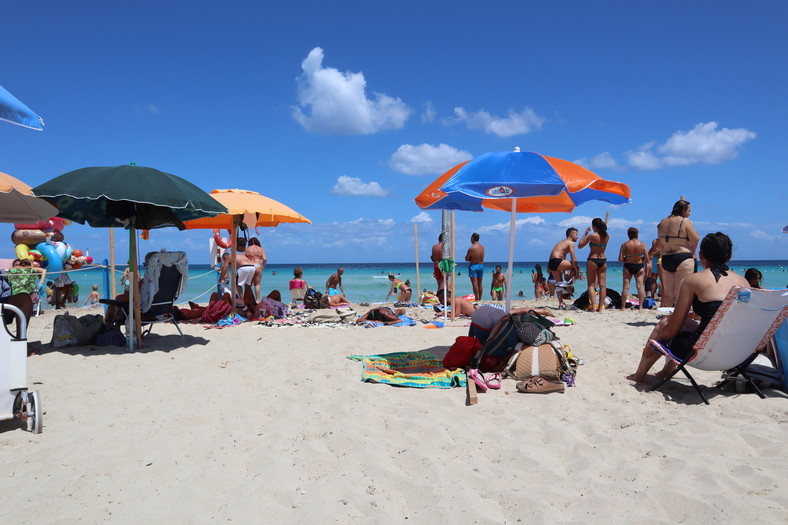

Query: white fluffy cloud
left=389, top=143, right=472, bottom=175
left=292, top=47, right=411, bottom=135
left=448, top=107, right=545, bottom=137
left=627, top=122, right=756, bottom=170
left=421, top=101, right=436, bottom=123
left=574, top=151, right=619, bottom=170
left=410, top=212, right=433, bottom=224
left=477, top=216, right=546, bottom=234
left=331, top=175, right=389, bottom=197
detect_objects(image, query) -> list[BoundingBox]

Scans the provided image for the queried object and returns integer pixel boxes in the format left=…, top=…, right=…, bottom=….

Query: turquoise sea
left=45, top=259, right=788, bottom=311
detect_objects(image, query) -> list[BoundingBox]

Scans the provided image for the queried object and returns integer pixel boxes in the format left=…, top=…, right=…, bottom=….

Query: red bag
left=200, top=300, right=232, bottom=323
left=443, top=336, right=481, bottom=369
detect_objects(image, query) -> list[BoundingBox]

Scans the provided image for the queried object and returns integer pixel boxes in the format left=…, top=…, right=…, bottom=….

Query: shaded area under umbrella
left=0, top=84, right=44, bottom=131
left=415, top=149, right=631, bottom=311
left=33, top=165, right=227, bottom=351
left=0, top=171, right=58, bottom=223
left=183, top=189, right=311, bottom=308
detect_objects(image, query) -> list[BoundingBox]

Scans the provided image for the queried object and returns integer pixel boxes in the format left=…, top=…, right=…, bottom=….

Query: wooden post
left=230, top=217, right=239, bottom=313
left=414, top=224, right=420, bottom=305
left=109, top=228, right=116, bottom=298
left=450, top=212, right=456, bottom=322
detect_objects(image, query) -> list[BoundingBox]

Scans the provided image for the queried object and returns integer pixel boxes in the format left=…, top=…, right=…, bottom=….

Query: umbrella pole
left=450, top=212, right=455, bottom=322
left=127, top=226, right=138, bottom=351
left=414, top=224, right=420, bottom=306
left=230, top=220, right=238, bottom=313
left=505, top=199, right=517, bottom=313
left=109, top=228, right=116, bottom=298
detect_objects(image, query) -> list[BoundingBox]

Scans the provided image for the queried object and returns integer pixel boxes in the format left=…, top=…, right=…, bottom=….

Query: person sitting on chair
left=628, top=232, right=748, bottom=383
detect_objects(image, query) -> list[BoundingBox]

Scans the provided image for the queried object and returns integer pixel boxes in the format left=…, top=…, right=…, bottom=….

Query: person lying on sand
left=356, top=307, right=406, bottom=325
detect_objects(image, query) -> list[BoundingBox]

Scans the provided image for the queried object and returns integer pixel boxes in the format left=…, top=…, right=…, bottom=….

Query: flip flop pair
left=467, top=369, right=502, bottom=392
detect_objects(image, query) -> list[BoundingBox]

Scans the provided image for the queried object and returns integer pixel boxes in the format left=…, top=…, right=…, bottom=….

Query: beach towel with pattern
left=347, top=351, right=465, bottom=388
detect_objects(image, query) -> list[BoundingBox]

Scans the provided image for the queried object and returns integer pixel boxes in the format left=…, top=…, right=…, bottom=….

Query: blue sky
left=2, top=1, right=787, bottom=265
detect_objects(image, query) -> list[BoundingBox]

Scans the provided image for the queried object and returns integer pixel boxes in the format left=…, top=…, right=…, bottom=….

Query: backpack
left=470, top=314, right=520, bottom=372
left=443, top=336, right=482, bottom=369
left=304, top=288, right=323, bottom=309
left=511, top=310, right=556, bottom=347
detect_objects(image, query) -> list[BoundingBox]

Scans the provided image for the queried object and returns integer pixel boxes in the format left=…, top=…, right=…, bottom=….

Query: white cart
left=0, top=304, right=42, bottom=433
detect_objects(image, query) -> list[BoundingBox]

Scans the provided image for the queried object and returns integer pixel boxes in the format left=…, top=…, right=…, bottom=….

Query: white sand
left=1, top=299, right=786, bottom=523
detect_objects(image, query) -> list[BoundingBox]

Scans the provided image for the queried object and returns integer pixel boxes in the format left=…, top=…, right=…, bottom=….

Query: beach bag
left=304, top=288, right=323, bottom=309
left=512, top=310, right=555, bottom=347
left=255, top=297, right=290, bottom=319
left=201, top=299, right=232, bottom=323
left=96, top=325, right=126, bottom=347
left=504, top=341, right=576, bottom=382
left=52, top=312, right=78, bottom=347
left=336, top=307, right=356, bottom=323
left=469, top=306, right=508, bottom=344
left=471, top=314, right=520, bottom=372
left=642, top=298, right=656, bottom=309
left=443, top=336, right=482, bottom=369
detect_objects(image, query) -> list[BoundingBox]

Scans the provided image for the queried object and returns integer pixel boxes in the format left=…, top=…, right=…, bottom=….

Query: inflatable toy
left=35, top=242, right=62, bottom=276
left=14, top=218, right=66, bottom=232
left=11, top=229, right=64, bottom=244
left=14, top=243, right=30, bottom=260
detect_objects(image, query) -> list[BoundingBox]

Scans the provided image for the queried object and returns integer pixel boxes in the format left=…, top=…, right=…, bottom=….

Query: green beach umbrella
left=32, top=165, right=227, bottom=351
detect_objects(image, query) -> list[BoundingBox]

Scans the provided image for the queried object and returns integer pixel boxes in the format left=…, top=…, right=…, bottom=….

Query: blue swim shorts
left=468, top=263, right=484, bottom=279
left=327, top=287, right=340, bottom=296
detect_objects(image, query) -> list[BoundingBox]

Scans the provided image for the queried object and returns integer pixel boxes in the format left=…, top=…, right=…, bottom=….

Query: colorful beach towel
left=347, top=351, right=465, bottom=388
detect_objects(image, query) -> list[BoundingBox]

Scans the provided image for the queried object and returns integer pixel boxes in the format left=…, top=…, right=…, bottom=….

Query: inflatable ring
left=213, top=229, right=228, bottom=249
left=36, top=242, right=63, bottom=276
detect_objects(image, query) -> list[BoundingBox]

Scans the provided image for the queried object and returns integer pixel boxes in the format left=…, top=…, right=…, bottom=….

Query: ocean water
left=43, top=259, right=788, bottom=310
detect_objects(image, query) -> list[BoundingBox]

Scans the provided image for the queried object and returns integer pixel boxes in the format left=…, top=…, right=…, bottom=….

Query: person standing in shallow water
left=465, top=232, right=485, bottom=301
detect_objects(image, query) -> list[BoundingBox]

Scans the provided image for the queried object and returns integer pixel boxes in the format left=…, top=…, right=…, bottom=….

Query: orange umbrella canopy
left=183, top=189, right=310, bottom=229
left=0, top=171, right=58, bottom=223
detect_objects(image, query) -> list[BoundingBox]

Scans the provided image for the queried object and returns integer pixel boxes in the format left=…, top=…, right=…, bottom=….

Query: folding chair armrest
left=99, top=299, right=126, bottom=307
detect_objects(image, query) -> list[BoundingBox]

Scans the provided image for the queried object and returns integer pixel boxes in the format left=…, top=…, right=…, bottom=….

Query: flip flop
left=467, top=368, right=487, bottom=392
left=486, top=372, right=502, bottom=390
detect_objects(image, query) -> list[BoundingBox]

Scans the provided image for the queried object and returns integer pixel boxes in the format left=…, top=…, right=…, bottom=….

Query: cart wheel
left=28, top=391, right=42, bottom=434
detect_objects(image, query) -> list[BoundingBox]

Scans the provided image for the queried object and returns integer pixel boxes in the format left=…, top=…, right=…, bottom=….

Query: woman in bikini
left=385, top=272, right=412, bottom=303
left=531, top=264, right=547, bottom=299
left=578, top=218, right=609, bottom=312
left=618, top=227, right=648, bottom=310
left=628, top=232, right=748, bottom=383
left=657, top=200, right=700, bottom=308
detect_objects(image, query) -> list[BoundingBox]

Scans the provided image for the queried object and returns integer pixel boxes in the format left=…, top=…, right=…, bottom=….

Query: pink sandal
left=486, top=372, right=502, bottom=390
left=467, top=368, right=487, bottom=392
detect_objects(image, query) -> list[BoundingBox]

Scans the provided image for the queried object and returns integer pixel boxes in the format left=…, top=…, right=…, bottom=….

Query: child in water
left=84, top=284, right=100, bottom=308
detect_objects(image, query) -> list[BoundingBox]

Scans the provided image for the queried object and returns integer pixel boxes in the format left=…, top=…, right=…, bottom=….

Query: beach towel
left=347, top=352, right=466, bottom=388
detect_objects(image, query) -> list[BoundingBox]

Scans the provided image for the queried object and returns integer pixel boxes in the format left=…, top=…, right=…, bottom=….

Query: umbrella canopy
left=415, top=149, right=631, bottom=311
left=182, top=189, right=311, bottom=229
left=0, top=84, right=44, bottom=130
left=32, top=166, right=228, bottom=230
left=415, top=151, right=630, bottom=213
left=32, top=165, right=227, bottom=351
left=0, top=171, right=58, bottom=223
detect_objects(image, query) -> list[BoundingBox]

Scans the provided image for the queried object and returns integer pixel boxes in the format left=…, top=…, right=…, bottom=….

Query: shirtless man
left=325, top=268, right=346, bottom=298
left=465, top=233, right=485, bottom=301
left=431, top=234, right=448, bottom=292
left=490, top=265, right=507, bottom=301
left=220, top=238, right=257, bottom=303
left=547, top=228, right=580, bottom=283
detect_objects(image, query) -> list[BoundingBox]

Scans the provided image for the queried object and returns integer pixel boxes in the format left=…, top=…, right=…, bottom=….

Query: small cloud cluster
left=448, top=107, right=545, bottom=138
left=331, top=175, right=389, bottom=197
left=573, top=152, right=619, bottom=170
left=477, top=216, right=546, bottom=234
left=410, top=212, right=432, bottom=224
left=292, top=47, right=411, bottom=135
left=389, top=143, right=472, bottom=175
left=626, top=122, right=756, bottom=170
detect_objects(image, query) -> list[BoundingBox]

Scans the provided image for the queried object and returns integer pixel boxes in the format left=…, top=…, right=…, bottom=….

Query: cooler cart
left=0, top=304, right=42, bottom=433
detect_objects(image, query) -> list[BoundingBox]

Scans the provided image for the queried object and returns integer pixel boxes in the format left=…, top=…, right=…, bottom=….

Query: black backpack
left=304, top=288, right=323, bottom=309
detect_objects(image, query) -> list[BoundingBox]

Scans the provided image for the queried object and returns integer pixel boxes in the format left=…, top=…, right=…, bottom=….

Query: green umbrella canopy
left=32, top=165, right=227, bottom=230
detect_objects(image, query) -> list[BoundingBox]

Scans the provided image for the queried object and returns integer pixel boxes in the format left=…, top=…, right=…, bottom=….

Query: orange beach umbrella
left=0, top=171, right=58, bottom=223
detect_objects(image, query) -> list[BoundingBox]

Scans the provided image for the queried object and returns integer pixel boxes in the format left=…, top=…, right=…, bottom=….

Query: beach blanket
left=362, top=314, right=416, bottom=328
left=347, top=351, right=465, bottom=388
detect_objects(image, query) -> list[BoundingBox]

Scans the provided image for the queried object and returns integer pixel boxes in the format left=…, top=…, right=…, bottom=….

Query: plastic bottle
left=737, top=288, right=751, bottom=303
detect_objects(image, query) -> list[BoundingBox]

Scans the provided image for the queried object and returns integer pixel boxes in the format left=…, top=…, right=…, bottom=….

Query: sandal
left=486, top=372, right=502, bottom=390
left=467, top=368, right=487, bottom=392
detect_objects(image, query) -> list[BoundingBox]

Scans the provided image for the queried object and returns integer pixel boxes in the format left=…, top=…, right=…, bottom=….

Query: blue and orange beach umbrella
left=415, top=149, right=631, bottom=310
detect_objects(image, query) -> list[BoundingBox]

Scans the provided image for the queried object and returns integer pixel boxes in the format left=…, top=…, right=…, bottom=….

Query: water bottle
left=737, top=288, right=751, bottom=303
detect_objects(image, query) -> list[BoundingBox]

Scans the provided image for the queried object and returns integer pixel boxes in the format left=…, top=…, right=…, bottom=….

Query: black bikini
left=661, top=217, right=693, bottom=273
left=588, top=257, right=607, bottom=268
left=624, top=262, right=644, bottom=274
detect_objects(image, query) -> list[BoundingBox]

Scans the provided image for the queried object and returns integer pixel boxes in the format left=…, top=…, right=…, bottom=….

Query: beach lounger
left=290, top=285, right=307, bottom=307
left=101, top=251, right=187, bottom=339
left=649, top=286, right=788, bottom=404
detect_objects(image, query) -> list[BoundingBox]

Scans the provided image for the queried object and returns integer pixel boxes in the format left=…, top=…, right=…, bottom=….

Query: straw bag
left=503, top=341, right=566, bottom=381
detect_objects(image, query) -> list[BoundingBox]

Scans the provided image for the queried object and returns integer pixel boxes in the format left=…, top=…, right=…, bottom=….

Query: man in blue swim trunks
left=465, top=232, right=485, bottom=302
left=325, top=267, right=346, bottom=298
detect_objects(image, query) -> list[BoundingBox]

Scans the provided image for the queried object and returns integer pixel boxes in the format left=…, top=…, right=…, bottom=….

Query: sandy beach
left=1, top=298, right=786, bottom=523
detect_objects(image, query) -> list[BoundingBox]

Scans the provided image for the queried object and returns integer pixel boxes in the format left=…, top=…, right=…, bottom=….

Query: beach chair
left=289, top=283, right=307, bottom=307
left=649, top=286, right=788, bottom=404
left=0, top=303, right=42, bottom=433
left=101, top=251, right=188, bottom=339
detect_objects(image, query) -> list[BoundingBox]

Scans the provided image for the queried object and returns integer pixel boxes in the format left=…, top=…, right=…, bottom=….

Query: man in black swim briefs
left=546, top=228, right=580, bottom=283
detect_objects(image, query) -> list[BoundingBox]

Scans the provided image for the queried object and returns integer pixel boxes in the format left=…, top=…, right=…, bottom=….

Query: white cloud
left=421, top=101, right=436, bottom=123
left=147, top=103, right=160, bottom=116
left=478, top=216, right=546, bottom=234
left=607, top=218, right=643, bottom=230
left=410, top=212, right=433, bottom=224
left=627, top=122, right=756, bottom=170
left=389, top=143, right=472, bottom=175
left=292, top=47, right=411, bottom=135
left=574, top=151, right=619, bottom=170
left=448, top=107, right=545, bottom=138
left=750, top=229, right=775, bottom=241
left=528, top=238, right=546, bottom=246
left=331, top=175, right=390, bottom=197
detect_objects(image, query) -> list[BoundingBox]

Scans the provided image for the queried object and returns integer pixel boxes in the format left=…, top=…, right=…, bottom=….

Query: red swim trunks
left=433, top=261, right=442, bottom=281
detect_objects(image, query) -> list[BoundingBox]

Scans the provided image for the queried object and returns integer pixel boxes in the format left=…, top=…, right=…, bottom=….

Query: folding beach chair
left=289, top=283, right=307, bottom=307
left=649, top=286, right=788, bottom=404
left=101, top=251, right=188, bottom=339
